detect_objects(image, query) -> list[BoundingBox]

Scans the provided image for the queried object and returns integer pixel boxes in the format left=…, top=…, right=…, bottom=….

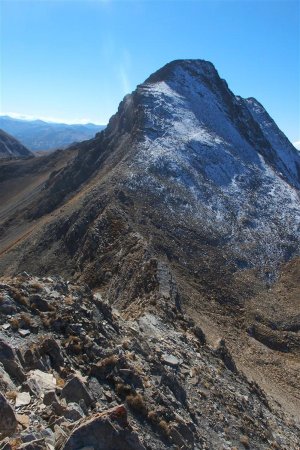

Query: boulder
left=40, top=337, right=64, bottom=370
left=18, top=439, right=45, bottom=450
left=0, top=393, right=17, bottom=439
left=29, top=294, right=50, bottom=312
left=26, top=370, right=56, bottom=398
left=0, top=362, right=16, bottom=391
left=63, top=405, right=146, bottom=450
left=0, top=339, right=26, bottom=382
left=61, top=376, right=93, bottom=408
left=63, top=402, right=85, bottom=422
left=0, top=294, right=17, bottom=314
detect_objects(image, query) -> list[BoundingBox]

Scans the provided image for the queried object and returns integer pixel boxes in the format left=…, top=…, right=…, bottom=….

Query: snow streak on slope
left=121, top=60, right=300, bottom=270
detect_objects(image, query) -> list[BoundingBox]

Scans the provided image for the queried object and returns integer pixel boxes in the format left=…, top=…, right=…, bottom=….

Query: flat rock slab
left=161, top=353, right=181, bottom=367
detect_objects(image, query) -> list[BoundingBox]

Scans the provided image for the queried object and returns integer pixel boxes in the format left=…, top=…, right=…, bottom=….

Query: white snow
left=119, top=61, right=300, bottom=270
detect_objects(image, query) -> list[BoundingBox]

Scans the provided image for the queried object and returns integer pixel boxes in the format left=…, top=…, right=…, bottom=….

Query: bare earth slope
left=0, top=60, right=299, bottom=441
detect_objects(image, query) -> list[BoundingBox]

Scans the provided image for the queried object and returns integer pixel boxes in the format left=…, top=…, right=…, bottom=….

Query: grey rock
left=0, top=362, right=16, bottom=391
left=26, top=369, right=56, bottom=398
left=61, top=376, right=94, bottom=408
left=18, top=439, right=45, bottom=449
left=0, top=393, right=17, bottom=439
left=161, top=353, right=181, bottom=367
left=63, top=405, right=146, bottom=450
left=63, top=402, right=85, bottom=422
left=0, top=295, right=17, bottom=314
left=0, top=339, right=26, bottom=382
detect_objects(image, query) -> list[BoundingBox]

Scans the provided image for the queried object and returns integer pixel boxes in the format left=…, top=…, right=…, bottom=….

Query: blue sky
left=0, top=0, right=299, bottom=143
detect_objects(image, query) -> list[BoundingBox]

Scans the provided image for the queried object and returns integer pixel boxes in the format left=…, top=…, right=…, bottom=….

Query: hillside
left=0, top=59, right=299, bottom=448
left=0, top=129, right=33, bottom=159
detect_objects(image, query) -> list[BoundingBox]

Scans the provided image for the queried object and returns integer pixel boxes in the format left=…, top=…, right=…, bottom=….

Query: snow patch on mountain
left=122, top=60, right=300, bottom=271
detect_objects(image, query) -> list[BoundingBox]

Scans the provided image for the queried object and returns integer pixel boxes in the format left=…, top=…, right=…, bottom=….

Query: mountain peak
left=144, top=58, right=218, bottom=85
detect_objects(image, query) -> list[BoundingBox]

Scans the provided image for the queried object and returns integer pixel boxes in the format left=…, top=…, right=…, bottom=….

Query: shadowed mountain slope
left=0, top=129, right=33, bottom=159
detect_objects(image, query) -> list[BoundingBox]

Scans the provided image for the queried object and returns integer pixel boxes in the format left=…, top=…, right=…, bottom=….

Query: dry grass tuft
left=126, top=392, right=148, bottom=416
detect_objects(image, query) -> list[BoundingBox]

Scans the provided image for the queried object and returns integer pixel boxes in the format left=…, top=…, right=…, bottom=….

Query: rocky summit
left=0, top=59, right=299, bottom=449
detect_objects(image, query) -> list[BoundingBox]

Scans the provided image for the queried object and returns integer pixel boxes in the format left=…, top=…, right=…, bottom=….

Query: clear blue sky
left=0, top=0, right=299, bottom=143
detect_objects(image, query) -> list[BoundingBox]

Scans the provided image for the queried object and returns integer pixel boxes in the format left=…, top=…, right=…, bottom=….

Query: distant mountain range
left=0, top=129, right=32, bottom=159
left=0, top=116, right=105, bottom=151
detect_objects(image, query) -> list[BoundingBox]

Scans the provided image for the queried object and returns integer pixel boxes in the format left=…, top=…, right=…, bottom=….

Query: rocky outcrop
left=0, top=274, right=299, bottom=449
left=63, top=405, right=146, bottom=450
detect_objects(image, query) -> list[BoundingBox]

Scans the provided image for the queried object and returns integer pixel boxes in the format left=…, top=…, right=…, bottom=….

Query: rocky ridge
left=0, top=274, right=299, bottom=450
left=0, top=60, right=299, bottom=449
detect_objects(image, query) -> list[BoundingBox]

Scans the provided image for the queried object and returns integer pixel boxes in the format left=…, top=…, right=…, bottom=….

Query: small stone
left=2, top=323, right=11, bottom=330
left=16, top=392, right=31, bottom=407
left=161, top=353, right=181, bottom=367
left=17, top=414, right=30, bottom=428
left=19, top=329, right=31, bottom=337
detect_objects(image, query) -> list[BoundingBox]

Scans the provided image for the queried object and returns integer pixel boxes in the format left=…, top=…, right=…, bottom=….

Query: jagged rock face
left=0, top=129, right=32, bottom=159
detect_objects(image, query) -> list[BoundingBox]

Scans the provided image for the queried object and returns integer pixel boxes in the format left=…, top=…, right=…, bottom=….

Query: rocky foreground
left=0, top=274, right=299, bottom=450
